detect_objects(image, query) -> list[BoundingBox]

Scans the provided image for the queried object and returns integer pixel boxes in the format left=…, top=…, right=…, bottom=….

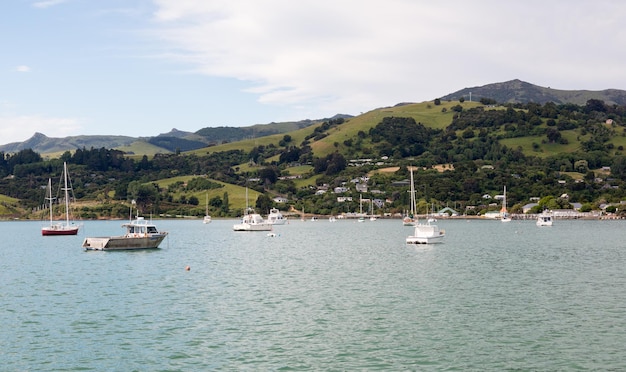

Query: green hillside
left=3, top=94, right=626, bottom=220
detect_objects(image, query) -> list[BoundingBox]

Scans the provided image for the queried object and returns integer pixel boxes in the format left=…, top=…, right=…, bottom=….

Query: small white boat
left=83, top=215, right=168, bottom=251
left=369, top=198, right=377, bottom=221
left=233, top=212, right=273, bottom=231
left=406, top=220, right=445, bottom=244
left=536, top=211, right=553, bottom=226
left=403, top=215, right=416, bottom=226
left=329, top=216, right=337, bottom=222
left=266, top=208, right=286, bottom=225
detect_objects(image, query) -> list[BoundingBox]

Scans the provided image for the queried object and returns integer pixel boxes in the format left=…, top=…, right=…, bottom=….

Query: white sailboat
left=203, top=193, right=212, bottom=224
left=501, top=186, right=512, bottom=222
left=369, top=198, right=377, bottom=221
left=403, top=166, right=417, bottom=226
left=406, top=167, right=445, bottom=244
left=42, top=162, right=80, bottom=236
left=358, top=194, right=365, bottom=222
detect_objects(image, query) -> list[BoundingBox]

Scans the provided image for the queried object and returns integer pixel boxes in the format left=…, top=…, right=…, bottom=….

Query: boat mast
left=46, top=178, right=54, bottom=224
left=409, top=166, right=416, bottom=217
left=360, top=193, right=363, bottom=214
left=62, top=162, right=71, bottom=226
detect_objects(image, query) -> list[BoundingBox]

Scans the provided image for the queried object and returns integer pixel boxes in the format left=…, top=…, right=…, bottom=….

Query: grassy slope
left=189, top=100, right=616, bottom=163
left=309, top=101, right=473, bottom=158
left=0, top=194, right=21, bottom=216
left=117, top=141, right=173, bottom=156
left=155, top=175, right=264, bottom=212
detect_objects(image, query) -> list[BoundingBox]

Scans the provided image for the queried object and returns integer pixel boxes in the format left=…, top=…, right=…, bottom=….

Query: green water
left=1, top=218, right=625, bottom=370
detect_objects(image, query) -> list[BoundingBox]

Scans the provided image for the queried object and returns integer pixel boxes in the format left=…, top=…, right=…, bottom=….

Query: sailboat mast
left=47, top=178, right=53, bottom=223
left=409, top=167, right=416, bottom=216
left=359, top=194, right=363, bottom=214
left=62, top=162, right=71, bottom=225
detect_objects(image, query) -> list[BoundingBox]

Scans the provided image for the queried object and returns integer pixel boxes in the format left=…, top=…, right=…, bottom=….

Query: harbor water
left=1, top=218, right=626, bottom=370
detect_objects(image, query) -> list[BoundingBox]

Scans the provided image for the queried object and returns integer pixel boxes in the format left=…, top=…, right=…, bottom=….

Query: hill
left=441, top=79, right=626, bottom=106
left=0, top=116, right=351, bottom=156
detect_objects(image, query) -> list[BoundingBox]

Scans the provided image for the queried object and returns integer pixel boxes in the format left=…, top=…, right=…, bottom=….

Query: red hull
left=42, top=227, right=79, bottom=236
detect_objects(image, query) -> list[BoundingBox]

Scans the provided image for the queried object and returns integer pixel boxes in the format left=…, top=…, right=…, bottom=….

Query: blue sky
left=2, top=0, right=626, bottom=145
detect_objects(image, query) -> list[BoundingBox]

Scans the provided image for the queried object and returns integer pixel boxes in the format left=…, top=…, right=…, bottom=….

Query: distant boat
left=83, top=203, right=168, bottom=251
left=42, top=162, right=80, bottom=236
left=536, top=210, right=553, bottom=226
left=357, top=193, right=366, bottom=222
left=233, top=188, right=272, bottom=231
left=233, top=212, right=273, bottom=231
left=329, top=216, right=337, bottom=222
left=403, top=166, right=417, bottom=226
left=406, top=219, right=445, bottom=245
left=369, top=198, right=377, bottom=221
left=266, top=208, right=286, bottom=225
left=406, top=168, right=445, bottom=244
left=501, top=186, right=512, bottom=223
left=203, top=193, right=211, bottom=224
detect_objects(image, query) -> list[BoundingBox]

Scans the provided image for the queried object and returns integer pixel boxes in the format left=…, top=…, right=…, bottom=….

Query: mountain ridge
left=3, top=79, right=626, bottom=155
left=441, top=79, right=626, bottom=105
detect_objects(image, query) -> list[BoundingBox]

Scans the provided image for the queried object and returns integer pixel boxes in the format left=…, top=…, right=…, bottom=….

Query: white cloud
left=0, top=115, right=82, bottom=144
left=32, top=0, right=68, bottom=9
left=148, top=0, right=626, bottom=115
left=16, top=65, right=31, bottom=73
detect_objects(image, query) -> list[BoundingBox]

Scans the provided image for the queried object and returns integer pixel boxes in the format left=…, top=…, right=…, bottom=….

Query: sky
left=2, top=0, right=626, bottom=145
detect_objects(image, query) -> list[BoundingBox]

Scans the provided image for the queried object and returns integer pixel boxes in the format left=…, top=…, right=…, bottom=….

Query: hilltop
left=441, top=79, right=626, bottom=106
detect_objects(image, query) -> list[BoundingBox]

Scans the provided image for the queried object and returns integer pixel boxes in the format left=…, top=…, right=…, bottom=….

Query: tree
left=188, top=195, right=199, bottom=205
left=546, top=128, right=562, bottom=143
left=222, top=192, right=229, bottom=213
left=255, top=193, right=273, bottom=214
left=258, top=167, right=279, bottom=185
left=574, top=160, right=589, bottom=173
left=209, top=196, right=222, bottom=208
left=127, top=181, right=160, bottom=213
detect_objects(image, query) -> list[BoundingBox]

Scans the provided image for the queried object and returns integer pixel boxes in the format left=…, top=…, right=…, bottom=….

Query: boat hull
left=406, top=234, right=445, bottom=244
left=42, top=225, right=79, bottom=236
left=267, top=218, right=286, bottom=225
left=233, top=223, right=273, bottom=231
left=406, top=224, right=445, bottom=244
left=83, top=233, right=167, bottom=251
left=536, top=219, right=553, bottom=227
